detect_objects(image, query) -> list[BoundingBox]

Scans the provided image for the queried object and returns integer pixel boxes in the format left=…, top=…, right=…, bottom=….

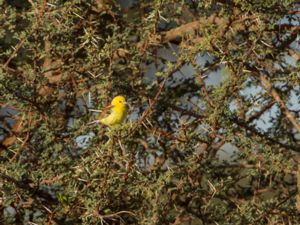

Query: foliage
left=0, top=0, right=299, bottom=224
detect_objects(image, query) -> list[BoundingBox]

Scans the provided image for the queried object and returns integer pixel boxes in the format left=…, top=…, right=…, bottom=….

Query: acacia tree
left=0, top=0, right=299, bottom=224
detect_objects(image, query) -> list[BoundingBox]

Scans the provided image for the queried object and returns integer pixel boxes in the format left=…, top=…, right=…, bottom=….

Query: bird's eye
left=119, top=101, right=122, bottom=103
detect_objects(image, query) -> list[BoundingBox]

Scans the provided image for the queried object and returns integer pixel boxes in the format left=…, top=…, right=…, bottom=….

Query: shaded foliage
left=0, top=0, right=299, bottom=224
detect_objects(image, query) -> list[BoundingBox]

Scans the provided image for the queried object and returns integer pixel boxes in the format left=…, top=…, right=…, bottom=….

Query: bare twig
left=127, top=60, right=185, bottom=136
left=3, top=38, right=28, bottom=68
left=259, top=74, right=300, bottom=134
left=247, top=100, right=275, bottom=123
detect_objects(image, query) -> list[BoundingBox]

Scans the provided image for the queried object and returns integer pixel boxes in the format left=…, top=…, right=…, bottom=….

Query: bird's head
left=111, top=95, right=127, bottom=107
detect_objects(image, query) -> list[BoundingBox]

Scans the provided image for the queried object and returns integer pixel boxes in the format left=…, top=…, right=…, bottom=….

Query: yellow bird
left=99, top=95, right=128, bottom=126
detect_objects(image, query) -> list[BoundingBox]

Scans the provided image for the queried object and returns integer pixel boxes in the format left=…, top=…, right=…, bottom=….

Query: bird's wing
left=98, top=104, right=113, bottom=120
left=88, top=104, right=113, bottom=125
